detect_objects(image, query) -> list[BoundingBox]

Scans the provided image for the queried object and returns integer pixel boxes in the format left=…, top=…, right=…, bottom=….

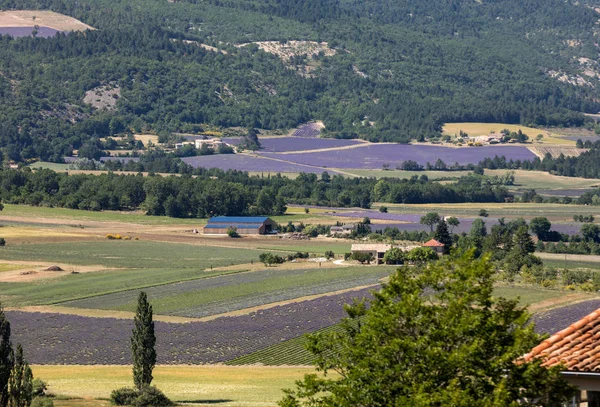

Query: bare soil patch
left=527, top=292, right=595, bottom=313
left=0, top=261, right=115, bottom=282
left=0, top=10, right=94, bottom=31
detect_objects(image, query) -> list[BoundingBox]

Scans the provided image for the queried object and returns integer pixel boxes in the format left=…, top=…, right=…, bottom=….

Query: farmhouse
left=203, top=216, right=277, bottom=235
left=194, top=138, right=228, bottom=150
left=351, top=244, right=392, bottom=264
left=330, top=224, right=354, bottom=235
left=422, top=239, right=445, bottom=255
left=524, top=308, right=600, bottom=406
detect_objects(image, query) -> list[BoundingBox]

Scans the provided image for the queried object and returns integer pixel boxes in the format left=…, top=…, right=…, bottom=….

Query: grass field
left=342, top=169, right=471, bottom=179
left=485, top=170, right=600, bottom=191
left=1, top=204, right=203, bottom=225
left=61, top=265, right=391, bottom=317
left=442, top=123, right=573, bottom=145
left=32, top=365, right=316, bottom=407
left=0, top=241, right=263, bottom=306
left=382, top=202, right=599, bottom=221
left=27, top=162, right=71, bottom=171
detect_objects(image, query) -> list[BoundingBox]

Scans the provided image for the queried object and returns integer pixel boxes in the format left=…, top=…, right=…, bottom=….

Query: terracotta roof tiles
left=423, top=239, right=445, bottom=247
left=523, top=309, right=600, bottom=372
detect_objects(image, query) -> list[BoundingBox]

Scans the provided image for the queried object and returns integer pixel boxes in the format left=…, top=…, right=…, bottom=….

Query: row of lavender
left=7, top=288, right=373, bottom=365
left=8, top=289, right=593, bottom=365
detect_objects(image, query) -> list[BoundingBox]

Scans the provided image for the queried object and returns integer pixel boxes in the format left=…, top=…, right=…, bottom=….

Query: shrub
left=110, top=387, right=139, bottom=406
left=227, top=227, right=240, bottom=238
left=32, top=378, right=48, bottom=397
left=344, top=252, right=352, bottom=261
left=478, top=209, right=489, bottom=217
left=324, top=250, right=334, bottom=259
left=0, top=238, right=5, bottom=246
left=106, top=234, right=115, bottom=239
left=133, top=386, right=174, bottom=407
left=31, top=398, right=53, bottom=407
left=110, top=386, right=174, bottom=407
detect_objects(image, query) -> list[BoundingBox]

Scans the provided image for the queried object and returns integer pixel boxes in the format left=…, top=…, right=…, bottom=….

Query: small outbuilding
left=203, top=216, right=277, bottom=235
left=422, top=239, right=445, bottom=255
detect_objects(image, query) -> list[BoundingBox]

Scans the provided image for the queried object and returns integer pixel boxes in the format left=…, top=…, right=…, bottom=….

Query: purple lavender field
left=260, top=145, right=536, bottom=169
left=533, top=299, right=600, bottom=335
left=182, top=154, right=336, bottom=174
left=8, top=288, right=374, bottom=364
left=0, top=26, right=61, bottom=38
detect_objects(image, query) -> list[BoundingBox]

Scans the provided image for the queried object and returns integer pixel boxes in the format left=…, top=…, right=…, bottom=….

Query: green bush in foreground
left=30, top=397, right=54, bottom=407
left=110, top=386, right=173, bottom=407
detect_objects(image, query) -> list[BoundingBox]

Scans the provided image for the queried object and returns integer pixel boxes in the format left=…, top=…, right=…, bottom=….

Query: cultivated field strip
left=60, top=266, right=393, bottom=317
left=7, top=288, right=376, bottom=364
left=533, top=299, right=600, bottom=335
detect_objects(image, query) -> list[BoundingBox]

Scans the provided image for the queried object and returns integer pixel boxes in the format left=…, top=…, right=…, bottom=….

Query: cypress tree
left=8, top=344, right=33, bottom=407
left=0, top=304, right=13, bottom=407
left=131, top=292, right=156, bottom=391
left=434, top=219, right=452, bottom=253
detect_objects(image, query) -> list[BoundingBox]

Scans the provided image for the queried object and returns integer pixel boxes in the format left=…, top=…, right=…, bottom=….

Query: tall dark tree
left=0, top=304, right=13, bottom=407
left=433, top=219, right=452, bottom=253
left=8, top=344, right=33, bottom=407
left=131, top=292, right=156, bottom=391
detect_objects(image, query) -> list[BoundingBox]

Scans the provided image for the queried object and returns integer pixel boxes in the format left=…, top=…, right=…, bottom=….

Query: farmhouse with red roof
left=422, top=239, right=445, bottom=255
left=524, top=308, right=600, bottom=405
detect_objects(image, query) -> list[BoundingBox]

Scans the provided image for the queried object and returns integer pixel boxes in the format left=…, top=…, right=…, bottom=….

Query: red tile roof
left=423, top=239, right=445, bottom=247
left=523, top=308, right=600, bottom=372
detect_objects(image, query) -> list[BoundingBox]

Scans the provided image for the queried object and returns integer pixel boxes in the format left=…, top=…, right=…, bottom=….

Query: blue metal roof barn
left=203, top=216, right=277, bottom=235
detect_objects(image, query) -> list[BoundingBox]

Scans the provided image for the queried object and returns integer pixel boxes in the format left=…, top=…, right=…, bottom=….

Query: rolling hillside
left=1, top=0, right=600, bottom=161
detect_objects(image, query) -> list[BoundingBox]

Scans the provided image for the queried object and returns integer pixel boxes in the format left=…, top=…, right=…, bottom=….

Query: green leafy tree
left=131, top=292, right=156, bottom=391
left=382, top=247, right=404, bottom=264
left=8, top=344, right=33, bottom=407
left=446, top=216, right=459, bottom=233
left=405, top=247, right=438, bottom=264
left=419, top=212, right=440, bottom=233
left=529, top=217, right=552, bottom=240
left=279, top=253, right=575, bottom=407
left=0, top=304, right=13, bottom=407
left=350, top=252, right=374, bottom=264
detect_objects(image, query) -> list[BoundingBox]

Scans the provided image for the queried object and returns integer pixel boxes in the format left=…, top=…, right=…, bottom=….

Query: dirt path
left=0, top=261, right=119, bottom=282
left=528, top=292, right=596, bottom=313
left=537, top=252, right=600, bottom=263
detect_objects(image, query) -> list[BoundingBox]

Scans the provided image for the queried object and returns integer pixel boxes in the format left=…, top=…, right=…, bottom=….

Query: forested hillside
left=1, top=0, right=600, bottom=161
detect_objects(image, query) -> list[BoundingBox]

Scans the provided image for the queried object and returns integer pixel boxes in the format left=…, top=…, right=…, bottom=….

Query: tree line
left=0, top=169, right=512, bottom=218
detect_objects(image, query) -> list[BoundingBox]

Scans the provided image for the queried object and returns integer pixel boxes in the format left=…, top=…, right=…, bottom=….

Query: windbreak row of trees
left=0, top=169, right=511, bottom=217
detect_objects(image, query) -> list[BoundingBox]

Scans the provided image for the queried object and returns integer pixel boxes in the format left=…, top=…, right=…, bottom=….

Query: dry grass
left=0, top=10, right=93, bottom=31
left=133, top=134, right=159, bottom=147
left=485, top=169, right=600, bottom=190
left=33, top=365, right=318, bottom=406
left=442, top=122, right=574, bottom=145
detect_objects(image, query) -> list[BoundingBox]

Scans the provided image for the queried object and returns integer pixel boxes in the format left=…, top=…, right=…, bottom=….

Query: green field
left=1, top=204, right=203, bottom=225
left=342, top=169, right=471, bottom=179
left=27, top=161, right=71, bottom=171
left=0, top=241, right=263, bottom=306
left=485, top=170, right=600, bottom=191
left=382, top=202, right=599, bottom=221
left=61, top=265, right=391, bottom=317
left=258, top=242, right=353, bottom=254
